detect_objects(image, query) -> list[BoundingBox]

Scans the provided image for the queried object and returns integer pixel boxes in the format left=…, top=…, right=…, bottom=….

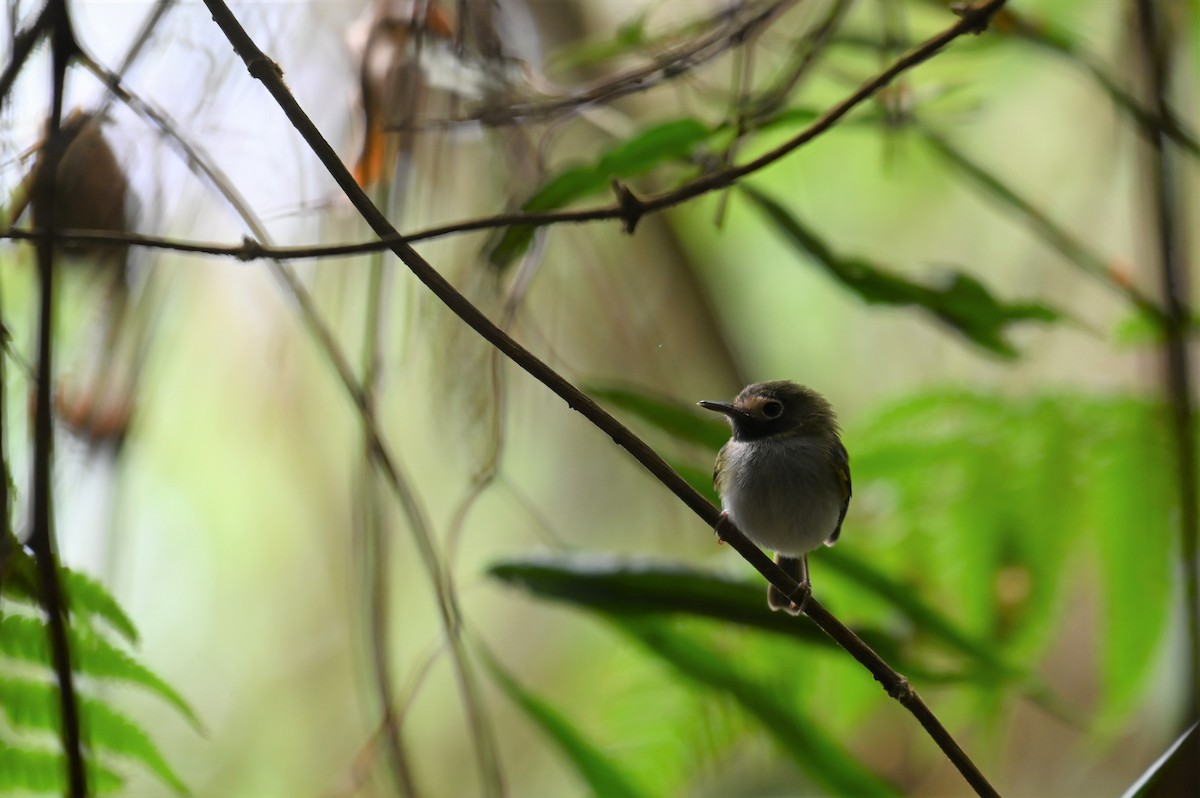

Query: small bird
left=699, top=381, right=851, bottom=614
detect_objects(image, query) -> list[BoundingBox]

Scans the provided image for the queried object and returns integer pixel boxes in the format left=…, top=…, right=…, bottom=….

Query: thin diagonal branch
left=201, top=1, right=1003, bottom=795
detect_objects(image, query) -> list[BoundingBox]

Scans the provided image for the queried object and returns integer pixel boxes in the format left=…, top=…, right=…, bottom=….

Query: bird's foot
left=769, top=579, right=812, bottom=616
left=714, top=510, right=734, bottom=546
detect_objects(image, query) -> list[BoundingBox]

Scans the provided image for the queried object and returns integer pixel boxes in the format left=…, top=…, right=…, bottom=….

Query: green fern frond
left=0, top=615, right=201, bottom=731
left=0, top=738, right=122, bottom=794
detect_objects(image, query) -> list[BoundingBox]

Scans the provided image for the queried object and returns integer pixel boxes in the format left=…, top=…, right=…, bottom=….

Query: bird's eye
left=762, top=400, right=784, bottom=419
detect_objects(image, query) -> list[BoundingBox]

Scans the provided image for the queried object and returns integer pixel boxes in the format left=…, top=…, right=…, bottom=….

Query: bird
left=17, top=109, right=137, bottom=444
left=698, top=381, right=851, bottom=614
left=350, top=2, right=455, bottom=188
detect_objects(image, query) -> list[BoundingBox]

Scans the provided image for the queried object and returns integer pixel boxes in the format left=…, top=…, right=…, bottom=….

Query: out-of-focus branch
left=358, top=247, right=417, bottom=794
left=408, top=0, right=797, bottom=129
left=201, top=1, right=1004, bottom=794
left=0, top=2, right=51, bottom=106
left=27, top=1, right=86, bottom=794
left=7, top=1, right=1010, bottom=264
left=1132, top=0, right=1199, bottom=728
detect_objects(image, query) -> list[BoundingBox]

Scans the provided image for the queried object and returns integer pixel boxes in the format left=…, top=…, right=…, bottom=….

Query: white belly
left=719, top=438, right=842, bottom=556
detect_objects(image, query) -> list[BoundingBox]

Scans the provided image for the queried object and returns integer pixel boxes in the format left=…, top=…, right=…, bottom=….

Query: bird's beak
left=697, top=400, right=751, bottom=421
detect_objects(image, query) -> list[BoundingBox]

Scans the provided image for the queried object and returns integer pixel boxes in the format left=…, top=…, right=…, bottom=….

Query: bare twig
left=65, top=43, right=502, bottom=796
left=7, top=0, right=1013, bottom=273
left=1132, top=0, right=1199, bottom=727
left=403, top=0, right=796, bottom=129
left=358, top=242, right=417, bottom=794
left=201, top=1, right=1004, bottom=794
left=744, top=0, right=855, bottom=123
left=0, top=2, right=51, bottom=106
left=27, top=1, right=86, bottom=794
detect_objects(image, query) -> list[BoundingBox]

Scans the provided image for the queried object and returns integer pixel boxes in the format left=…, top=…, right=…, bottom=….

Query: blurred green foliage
left=0, top=547, right=195, bottom=794
left=490, top=386, right=1178, bottom=794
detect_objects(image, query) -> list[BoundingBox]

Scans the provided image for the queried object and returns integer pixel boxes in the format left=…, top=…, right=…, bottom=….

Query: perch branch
left=202, top=0, right=1004, bottom=794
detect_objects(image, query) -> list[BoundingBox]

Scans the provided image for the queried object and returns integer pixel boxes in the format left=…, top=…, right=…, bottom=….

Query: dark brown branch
left=0, top=2, right=51, bottom=107
left=8, top=1, right=1012, bottom=275
left=70, top=35, right=504, bottom=794
left=1133, top=0, right=1200, bottom=727
left=28, top=1, right=86, bottom=795
left=202, top=1, right=1004, bottom=795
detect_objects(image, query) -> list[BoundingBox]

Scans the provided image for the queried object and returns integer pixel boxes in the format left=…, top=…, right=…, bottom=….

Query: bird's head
left=698, top=381, right=837, bottom=442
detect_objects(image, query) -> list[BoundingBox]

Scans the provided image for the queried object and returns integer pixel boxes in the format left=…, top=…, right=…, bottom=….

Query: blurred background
left=0, top=0, right=1196, bottom=795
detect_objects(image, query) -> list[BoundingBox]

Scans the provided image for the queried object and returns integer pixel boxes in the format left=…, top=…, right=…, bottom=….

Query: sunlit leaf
left=0, top=739, right=122, bottom=794
left=0, top=615, right=201, bottom=731
left=1113, top=308, right=1200, bottom=346
left=851, top=390, right=1177, bottom=721
left=488, top=118, right=713, bottom=266
left=488, top=555, right=934, bottom=679
left=0, top=677, right=188, bottom=795
left=615, top=617, right=901, bottom=796
left=489, top=555, right=829, bottom=644
left=62, top=569, right=139, bottom=645
left=1090, top=400, right=1173, bottom=722
left=0, top=553, right=138, bottom=645
left=570, top=385, right=1061, bottom=696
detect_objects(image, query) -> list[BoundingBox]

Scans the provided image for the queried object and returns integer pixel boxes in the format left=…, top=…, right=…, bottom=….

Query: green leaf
left=595, top=119, right=711, bottom=177
left=587, top=383, right=730, bottom=450
left=742, top=186, right=1061, bottom=358
left=481, top=647, right=649, bottom=798
left=0, top=739, right=122, bottom=793
left=0, top=615, right=202, bottom=731
left=488, top=119, right=713, bottom=267
left=62, top=568, right=139, bottom=644
left=0, top=677, right=188, bottom=794
left=489, top=555, right=829, bottom=644
left=83, top=698, right=189, bottom=795
left=0, top=555, right=139, bottom=645
left=821, top=547, right=1018, bottom=678
left=1090, top=400, right=1173, bottom=722
left=851, top=389, right=1175, bottom=722
left=487, top=555, right=921, bottom=675
left=1113, top=308, right=1200, bottom=346
left=615, top=617, right=901, bottom=796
